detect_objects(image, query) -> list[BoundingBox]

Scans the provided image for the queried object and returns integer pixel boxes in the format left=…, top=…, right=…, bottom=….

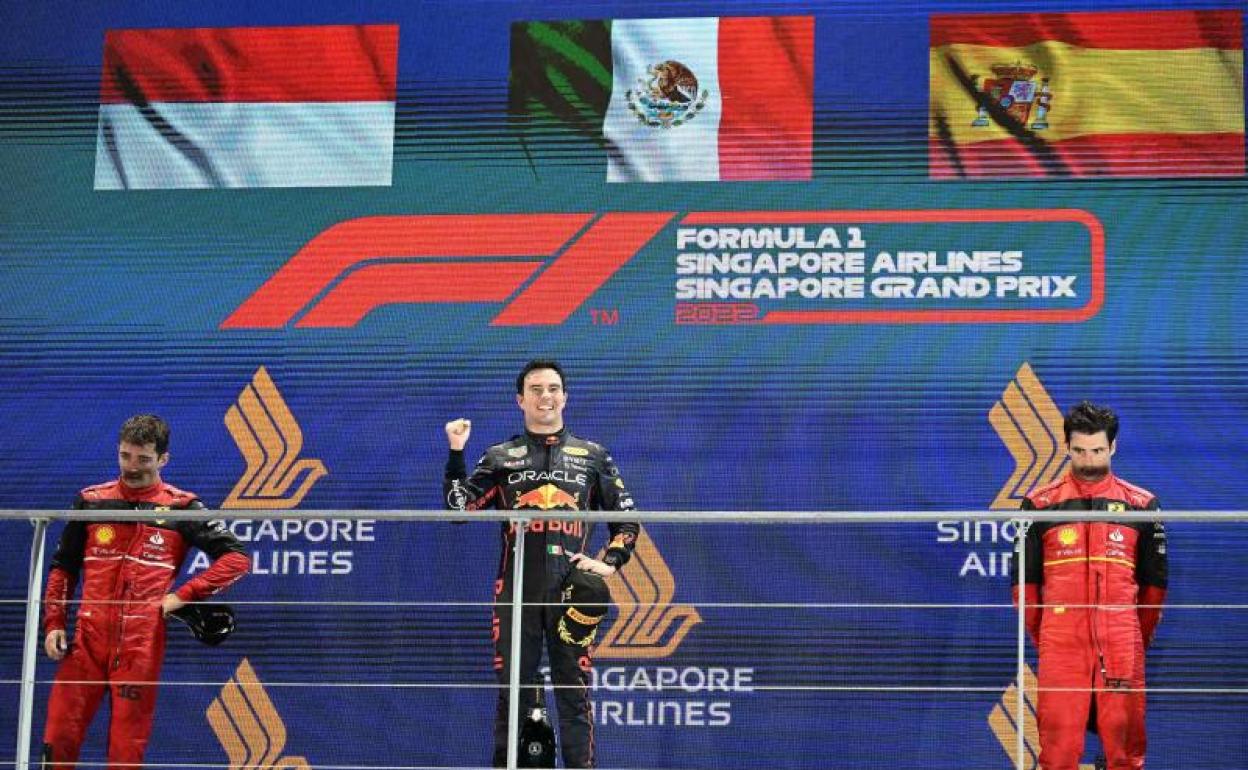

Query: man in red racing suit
left=41, top=415, right=249, bottom=770
left=1013, top=402, right=1167, bottom=770
left=444, top=360, right=638, bottom=768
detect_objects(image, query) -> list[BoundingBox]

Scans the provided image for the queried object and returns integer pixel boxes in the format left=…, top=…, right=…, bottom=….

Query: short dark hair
left=516, top=359, right=566, bottom=394
left=1063, top=401, right=1119, bottom=444
left=119, top=414, right=170, bottom=455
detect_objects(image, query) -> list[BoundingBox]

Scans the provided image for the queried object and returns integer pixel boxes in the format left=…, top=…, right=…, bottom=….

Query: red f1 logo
left=221, top=213, right=674, bottom=328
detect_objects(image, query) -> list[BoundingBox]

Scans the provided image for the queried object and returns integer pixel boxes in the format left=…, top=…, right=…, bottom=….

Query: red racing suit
left=42, top=480, right=249, bottom=770
left=1013, top=472, right=1167, bottom=770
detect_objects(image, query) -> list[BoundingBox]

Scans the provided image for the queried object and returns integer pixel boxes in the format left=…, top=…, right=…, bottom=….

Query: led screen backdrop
left=0, top=1, right=1245, bottom=768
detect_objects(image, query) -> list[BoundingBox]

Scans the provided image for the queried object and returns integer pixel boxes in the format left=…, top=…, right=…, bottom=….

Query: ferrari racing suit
left=1014, top=472, right=1167, bottom=770
left=445, top=427, right=638, bottom=768
left=42, top=480, right=249, bottom=770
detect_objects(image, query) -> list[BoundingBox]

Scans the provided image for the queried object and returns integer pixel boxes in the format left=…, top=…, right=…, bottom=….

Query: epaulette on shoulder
left=564, top=433, right=603, bottom=453
left=492, top=435, right=527, bottom=453
left=79, top=480, right=121, bottom=501
left=1025, top=475, right=1067, bottom=507
left=161, top=483, right=199, bottom=505
left=1114, top=476, right=1156, bottom=508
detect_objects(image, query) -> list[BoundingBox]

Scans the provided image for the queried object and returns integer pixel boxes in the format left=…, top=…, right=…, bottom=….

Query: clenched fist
left=445, top=418, right=472, bottom=451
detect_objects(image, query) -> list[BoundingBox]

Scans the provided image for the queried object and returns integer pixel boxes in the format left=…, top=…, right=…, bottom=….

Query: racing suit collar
left=1067, top=470, right=1117, bottom=499
left=526, top=426, right=567, bottom=447
left=115, top=478, right=164, bottom=501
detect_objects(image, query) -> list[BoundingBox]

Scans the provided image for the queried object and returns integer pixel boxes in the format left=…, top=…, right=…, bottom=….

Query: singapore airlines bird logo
left=208, top=659, right=311, bottom=770
left=595, top=527, right=701, bottom=659
left=989, top=362, right=1068, bottom=509
left=222, top=367, right=327, bottom=509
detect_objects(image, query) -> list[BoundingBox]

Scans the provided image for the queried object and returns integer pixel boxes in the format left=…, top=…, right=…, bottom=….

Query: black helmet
left=518, top=707, right=556, bottom=768
left=169, top=603, right=236, bottom=646
left=557, top=570, right=611, bottom=647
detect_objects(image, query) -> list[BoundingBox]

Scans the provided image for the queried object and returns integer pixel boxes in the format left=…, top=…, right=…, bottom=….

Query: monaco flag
left=94, top=24, right=398, bottom=190
left=511, top=16, right=813, bottom=182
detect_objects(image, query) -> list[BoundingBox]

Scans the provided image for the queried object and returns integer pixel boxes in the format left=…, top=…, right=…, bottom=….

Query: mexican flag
left=510, top=16, right=813, bottom=182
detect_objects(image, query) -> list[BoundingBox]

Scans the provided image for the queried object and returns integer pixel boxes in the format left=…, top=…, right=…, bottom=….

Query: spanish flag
left=930, top=10, right=1244, bottom=178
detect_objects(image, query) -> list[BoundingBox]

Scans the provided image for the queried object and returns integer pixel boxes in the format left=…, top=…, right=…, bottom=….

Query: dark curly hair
left=516, top=359, right=566, bottom=394
left=119, top=414, right=170, bottom=455
left=1063, top=401, right=1118, bottom=444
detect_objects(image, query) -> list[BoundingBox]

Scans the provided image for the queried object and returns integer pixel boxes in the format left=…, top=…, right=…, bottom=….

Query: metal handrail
left=0, top=509, right=1241, bottom=522
left=5, top=509, right=1245, bottom=770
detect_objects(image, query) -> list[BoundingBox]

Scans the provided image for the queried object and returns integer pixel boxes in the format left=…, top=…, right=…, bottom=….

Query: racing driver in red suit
left=1014, top=401, right=1167, bottom=770
left=444, top=359, right=638, bottom=768
left=41, top=414, right=249, bottom=770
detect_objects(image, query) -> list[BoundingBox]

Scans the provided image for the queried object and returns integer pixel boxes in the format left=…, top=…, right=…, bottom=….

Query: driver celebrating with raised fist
left=443, top=359, right=638, bottom=768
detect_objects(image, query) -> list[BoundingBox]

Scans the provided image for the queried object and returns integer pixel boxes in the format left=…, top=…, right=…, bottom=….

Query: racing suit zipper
left=113, top=525, right=139, bottom=671
left=1091, top=570, right=1108, bottom=689
left=1090, top=521, right=1128, bottom=691
left=543, top=439, right=553, bottom=569
left=107, top=526, right=129, bottom=668
left=114, top=582, right=128, bottom=671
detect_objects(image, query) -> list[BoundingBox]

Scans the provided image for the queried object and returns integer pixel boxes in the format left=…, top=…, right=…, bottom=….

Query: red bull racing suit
left=1013, top=472, right=1167, bottom=770
left=42, top=480, right=249, bottom=770
left=445, top=428, right=638, bottom=769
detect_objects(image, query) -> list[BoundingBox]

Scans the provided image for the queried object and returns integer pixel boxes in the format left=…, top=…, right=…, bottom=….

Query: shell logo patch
left=1058, top=526, right=1078, bottom=547
left=94, top=525, right=116, bottom=545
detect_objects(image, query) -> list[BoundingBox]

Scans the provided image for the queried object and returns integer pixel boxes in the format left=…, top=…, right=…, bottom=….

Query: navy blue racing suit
left=445, top=427, right=638, bottom=768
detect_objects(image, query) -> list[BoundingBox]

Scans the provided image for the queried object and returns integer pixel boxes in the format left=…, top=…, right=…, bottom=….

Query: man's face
left=516, top=368, right=566, bottom=433
left=1067, top=430, right=1114, bottom=482
left=118, top=441, right=167, bottom=488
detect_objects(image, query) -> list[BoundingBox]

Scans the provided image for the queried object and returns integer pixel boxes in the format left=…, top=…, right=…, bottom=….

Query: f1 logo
left=221, top=213, right=674, bottom=328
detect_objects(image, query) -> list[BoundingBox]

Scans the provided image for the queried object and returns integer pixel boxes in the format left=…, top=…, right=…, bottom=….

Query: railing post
left=16, top=517, right=49, bottom=770
left=1016, top=518, right=1029, bottom=770
left=505, top=516, right=528, bottom=770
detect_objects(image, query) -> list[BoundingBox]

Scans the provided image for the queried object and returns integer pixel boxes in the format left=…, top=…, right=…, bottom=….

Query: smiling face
left=1067, top=430, right=1115, bottom=482
left=516, top=367, right=566, bottom=434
